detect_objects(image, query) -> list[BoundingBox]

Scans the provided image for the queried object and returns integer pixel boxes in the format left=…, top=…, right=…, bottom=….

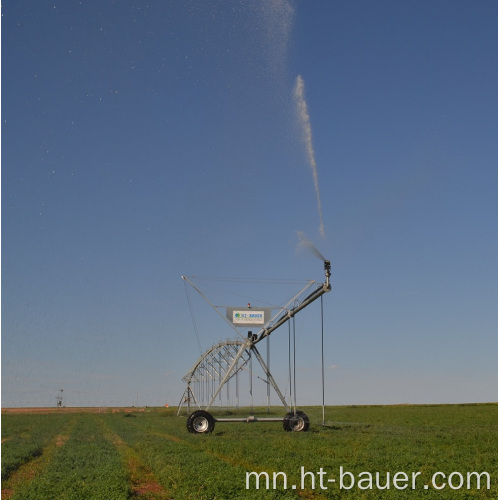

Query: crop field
left=1, top=403, right=497, bottom=499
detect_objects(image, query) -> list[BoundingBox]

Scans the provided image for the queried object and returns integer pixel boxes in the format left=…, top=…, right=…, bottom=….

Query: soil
left=1, top=407, right=145, bottom=415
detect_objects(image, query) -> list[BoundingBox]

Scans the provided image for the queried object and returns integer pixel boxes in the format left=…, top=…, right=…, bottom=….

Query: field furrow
left=102, top=414, right=268, bottom=499
left=97, top=416, right=173, bottom=499
left=1, top=416, right=77, bottom=499
left=7, top=414, right=131, bottom=499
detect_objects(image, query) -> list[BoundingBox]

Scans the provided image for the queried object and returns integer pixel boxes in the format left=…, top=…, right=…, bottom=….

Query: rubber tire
left=283, top=411, right=310, bottom=432
left=187, top=410, right=215, bottom=434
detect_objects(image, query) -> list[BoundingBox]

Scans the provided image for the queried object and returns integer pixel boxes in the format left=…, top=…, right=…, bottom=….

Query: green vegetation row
left=2, top=413, right=70, bottom=481
left=1, top=404, right=497, bottom=499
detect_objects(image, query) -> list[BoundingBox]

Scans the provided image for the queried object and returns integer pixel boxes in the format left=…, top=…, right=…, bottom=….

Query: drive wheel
left=283, top=411, right=310, bottom=432
left=187, top=410, right=215, bottom=434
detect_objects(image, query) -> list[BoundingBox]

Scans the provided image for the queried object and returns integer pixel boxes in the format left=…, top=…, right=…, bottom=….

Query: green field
left=1, top=404, right=497, bottom=499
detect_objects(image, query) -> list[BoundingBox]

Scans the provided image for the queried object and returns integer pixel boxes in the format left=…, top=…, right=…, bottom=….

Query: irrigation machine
left=178, top=259, right=331, bottom=434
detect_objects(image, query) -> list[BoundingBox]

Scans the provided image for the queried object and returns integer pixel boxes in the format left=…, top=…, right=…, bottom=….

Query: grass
left=1, top=413, right=70, bottom=481
left=1, top=404, right=497, bottom=499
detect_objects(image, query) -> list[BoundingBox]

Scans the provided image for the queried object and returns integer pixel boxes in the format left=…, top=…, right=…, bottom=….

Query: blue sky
left=2, top=0, right=497, bottom=408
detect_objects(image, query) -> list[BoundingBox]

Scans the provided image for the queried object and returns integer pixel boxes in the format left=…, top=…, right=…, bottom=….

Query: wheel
left=187, top=410, right=215, bottom=434
left=283, top=411, right=310, bottom=432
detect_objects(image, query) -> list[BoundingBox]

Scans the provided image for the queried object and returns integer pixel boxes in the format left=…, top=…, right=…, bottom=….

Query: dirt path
left=1, top=420, right=75, bottom=500
left=97, top=419, right=172, bottom=499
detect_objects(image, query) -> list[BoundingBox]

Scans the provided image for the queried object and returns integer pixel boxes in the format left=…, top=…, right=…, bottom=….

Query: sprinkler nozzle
left=324, top=260, right=331, bottom=289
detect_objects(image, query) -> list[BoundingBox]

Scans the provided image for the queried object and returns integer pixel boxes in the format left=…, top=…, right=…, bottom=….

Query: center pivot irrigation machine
left=178, top=259, right=331, bottom=434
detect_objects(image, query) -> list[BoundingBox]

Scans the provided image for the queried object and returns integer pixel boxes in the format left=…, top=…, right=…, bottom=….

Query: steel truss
left=179, top=260, right=331, bottom=433
left=177, top=338, right=288, bottom=415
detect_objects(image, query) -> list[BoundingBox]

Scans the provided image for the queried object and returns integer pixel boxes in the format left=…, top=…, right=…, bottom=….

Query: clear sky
left=2, top=0, right=497, bottom=408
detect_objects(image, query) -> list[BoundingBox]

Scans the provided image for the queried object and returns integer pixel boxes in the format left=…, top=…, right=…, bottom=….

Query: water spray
left=296, top=231, right=326, bottom=261
left=294, top=75, right=325, bottom=238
